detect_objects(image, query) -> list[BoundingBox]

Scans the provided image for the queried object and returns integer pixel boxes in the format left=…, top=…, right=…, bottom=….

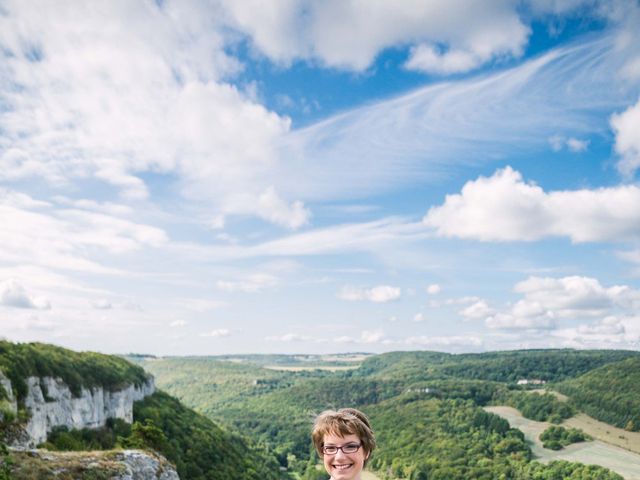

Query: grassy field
left=486, top=406, right=640, bottom=480
left=564, top=413, right=640, bottom=455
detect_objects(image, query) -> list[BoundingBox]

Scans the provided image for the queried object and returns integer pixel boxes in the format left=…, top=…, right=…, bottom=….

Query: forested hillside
left=352, top=349, right=640, bottom=383
left=557, top=356, right=640, bottom=431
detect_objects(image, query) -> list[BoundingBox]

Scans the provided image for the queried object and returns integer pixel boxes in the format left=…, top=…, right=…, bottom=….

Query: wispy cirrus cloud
left=278, top=35, right=638, bottom=202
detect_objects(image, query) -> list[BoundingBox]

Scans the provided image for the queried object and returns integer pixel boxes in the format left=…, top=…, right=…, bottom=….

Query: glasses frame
left=321, top=443, right=362, bottom=455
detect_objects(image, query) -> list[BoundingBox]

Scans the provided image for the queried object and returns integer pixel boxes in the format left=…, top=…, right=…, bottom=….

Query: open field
left=486, top=406, right=640, bottom=480
left=564, top=413, right=640, bottom=455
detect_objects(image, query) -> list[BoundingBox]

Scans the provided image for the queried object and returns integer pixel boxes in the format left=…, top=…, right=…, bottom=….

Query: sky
left=1, top=0, right=640, bottom=356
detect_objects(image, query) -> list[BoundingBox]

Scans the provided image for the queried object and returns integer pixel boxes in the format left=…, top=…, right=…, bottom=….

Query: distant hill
left=353, top=349, right=640, bottom=383
left=557, top=356, right=640, bottom=431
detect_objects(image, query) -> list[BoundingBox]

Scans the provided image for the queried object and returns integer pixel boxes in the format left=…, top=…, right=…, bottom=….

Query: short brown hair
left=311, top=408, right=376, bottom=465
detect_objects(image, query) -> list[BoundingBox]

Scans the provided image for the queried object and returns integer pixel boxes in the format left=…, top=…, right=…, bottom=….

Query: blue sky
left=1, top=0, right=640, bottom=355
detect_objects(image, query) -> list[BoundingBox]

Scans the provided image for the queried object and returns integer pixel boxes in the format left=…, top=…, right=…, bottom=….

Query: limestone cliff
left=0, top=370, right=155, bottom=448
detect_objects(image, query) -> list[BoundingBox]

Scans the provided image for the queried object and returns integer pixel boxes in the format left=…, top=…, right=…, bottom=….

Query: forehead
left=323, top=432, right=361, bottom=445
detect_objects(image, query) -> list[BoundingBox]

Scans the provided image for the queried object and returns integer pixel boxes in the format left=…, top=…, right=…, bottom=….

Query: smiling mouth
left=332, top=463, right=353, bottom=470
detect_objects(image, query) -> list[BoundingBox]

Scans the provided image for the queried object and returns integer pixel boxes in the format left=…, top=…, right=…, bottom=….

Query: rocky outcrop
left=7, top=448, right=180, bottom=479
left=2, top=374, right=155, bottom=448
left=115, top=450, right=180, bottom=480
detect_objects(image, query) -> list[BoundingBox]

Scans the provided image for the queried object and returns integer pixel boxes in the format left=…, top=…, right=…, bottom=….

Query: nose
left=334, top=448, right=348, bottom=459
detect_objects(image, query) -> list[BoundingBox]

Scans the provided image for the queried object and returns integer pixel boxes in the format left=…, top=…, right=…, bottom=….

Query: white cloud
left=338, top=285, right=401, bottom=303
left=0, top=0, right=302, bottom=228
left=551, top=316, right=640, bottom=349
left=566, top=137, right=590, bottom=152
left=424, top=167, right=640, bottom=242
left=0, top=189, right=167, bottom=273
left=257, top=186, right=311, bottom=230
left=199, top=328, right=230, bottom=338
left=0, top=279, right=50, bottom=310
left=216, top=273, right=279, bottom=293
left=221, top=0, right=528, bottom=73
left=170, top=319, right=188, bottom=328
left=282, top=36, right=628, bottom=204
left=360, top=329, right=386, bottom=344
left=413, top=313, right=425, bottom=322
left=426, top=284, right=441, bottom=295
left=611, top=97, right=640, bottom=177
left=549, top=135, right=590, bottom=152
left=485, top=275, right=640, bottom=330
left=459, top=300, right=494, bottom=320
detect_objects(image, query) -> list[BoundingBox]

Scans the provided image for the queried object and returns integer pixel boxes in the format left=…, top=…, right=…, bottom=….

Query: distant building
left=516, top=379, right=546, bottom=385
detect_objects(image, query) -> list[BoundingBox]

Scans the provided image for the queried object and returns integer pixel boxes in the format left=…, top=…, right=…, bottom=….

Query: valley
left=3, top=344, right=640, bottom=479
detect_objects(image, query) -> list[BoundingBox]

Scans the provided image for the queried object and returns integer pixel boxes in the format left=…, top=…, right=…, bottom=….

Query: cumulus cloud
left=221, top=0, right=528, bottom=73
left=413, top=313, right=425, bottom=322
left=423, top=167, right=640, bottom=242
left=170, top=319, right=188, bottom=328
left=459, top=300, right=494, bottom=320
left=257, top=186, right=311, bottom=230
left=484, top=275, right=640, bottom=330
left=611, top=97, right=640, bottom=177
left=552, top=316, right=640, bottom=349
left=0, top=279, right=50, bottom=310
left=337, top=285, right=401, bottom=303
left=0, top=0, right=301, bottom=228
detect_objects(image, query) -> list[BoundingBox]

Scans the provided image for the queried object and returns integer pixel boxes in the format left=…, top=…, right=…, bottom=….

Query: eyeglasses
left=321, top=443, right=362, bottom=455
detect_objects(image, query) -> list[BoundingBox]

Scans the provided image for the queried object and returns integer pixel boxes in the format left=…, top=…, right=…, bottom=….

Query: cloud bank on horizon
left=1, top=0, right=640, bottom=355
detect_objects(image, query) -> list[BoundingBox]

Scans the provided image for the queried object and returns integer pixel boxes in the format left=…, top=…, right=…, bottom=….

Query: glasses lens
left=343, top=444, right=360, bottom=453
left=323, top=446, right=337, bottom=455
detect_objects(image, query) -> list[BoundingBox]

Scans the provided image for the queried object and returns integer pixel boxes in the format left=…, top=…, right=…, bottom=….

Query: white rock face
left=114, top=450, right=180, bottom=480
left=13, top=375, right=155, bottom=447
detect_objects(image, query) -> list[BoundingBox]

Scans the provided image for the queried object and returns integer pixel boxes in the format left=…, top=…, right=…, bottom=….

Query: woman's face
left=322, top=432, right=368, bottom=480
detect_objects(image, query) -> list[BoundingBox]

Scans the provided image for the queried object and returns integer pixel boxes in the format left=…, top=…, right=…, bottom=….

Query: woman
left=311, top=408, right=376, bottom=480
